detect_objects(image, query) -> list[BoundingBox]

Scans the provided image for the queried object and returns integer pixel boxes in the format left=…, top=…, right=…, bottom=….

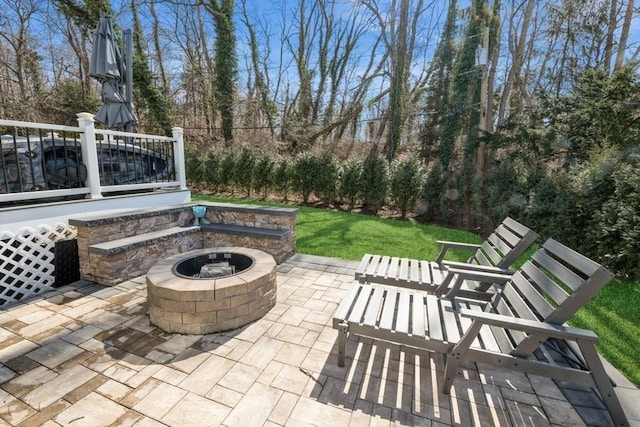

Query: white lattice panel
left=0, top=223, right=77, bottom=306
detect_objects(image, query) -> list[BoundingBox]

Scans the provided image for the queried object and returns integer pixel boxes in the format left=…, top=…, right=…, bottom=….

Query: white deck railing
left=0, top=112, right=187, bottom=204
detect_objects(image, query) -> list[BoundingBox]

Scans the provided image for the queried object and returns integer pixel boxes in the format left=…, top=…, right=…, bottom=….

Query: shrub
left=360, top=151, right=388, bottom=213
left=419, top=162, right=447, bottom=222
left=390, top=158, right=423, bottom=218
left=589, top=153, right=640, bottom=277
left=202, top=150, right=222, bottom=191
left=291, top=153, right=316, bottom=203
left=485, top=161, right=525, bottom=225
left=185, top=147, right=204, bottom=186
left=252, top=154, right=275, bottom=198
left=339, top=159, right=362, bottom=209
left=313, top=152, right=339, bottom=205
left=219, top=151, right=237, bottom=193
left=522, top=172, right=577, bottom=246
left=274, top=158, right=292, bottom=201
left=235, top=148, right=256, bottom=196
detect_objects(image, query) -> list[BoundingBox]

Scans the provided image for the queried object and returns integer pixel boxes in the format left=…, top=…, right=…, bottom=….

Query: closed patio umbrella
left=89, top=15, right=137, bottom=131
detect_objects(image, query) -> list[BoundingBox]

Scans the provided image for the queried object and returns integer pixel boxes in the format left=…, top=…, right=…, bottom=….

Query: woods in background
left=1, top=0, right=639, bottom=277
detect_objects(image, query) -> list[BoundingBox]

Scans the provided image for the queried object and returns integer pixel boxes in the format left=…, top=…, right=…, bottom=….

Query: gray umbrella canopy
left=89, top=15, right=137, bottom=130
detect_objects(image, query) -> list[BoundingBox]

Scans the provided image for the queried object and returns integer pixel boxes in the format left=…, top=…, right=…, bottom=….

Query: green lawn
left=194, top=195, right=640, bottom=385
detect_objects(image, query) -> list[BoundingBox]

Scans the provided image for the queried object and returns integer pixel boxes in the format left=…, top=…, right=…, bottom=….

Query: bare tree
left=280, top=0, right=382, bottom=151
left=0, top=0, right=42, bottom=119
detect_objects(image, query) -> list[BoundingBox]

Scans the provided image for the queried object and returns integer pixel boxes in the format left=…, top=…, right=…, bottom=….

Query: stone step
left=89, top=222, right=290, bottom=256
left=88, top=226, right=200, bottom=255
left=200, top=223, right=290, bottom=239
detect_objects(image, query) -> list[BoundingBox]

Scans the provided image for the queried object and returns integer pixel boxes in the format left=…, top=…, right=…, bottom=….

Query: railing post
left=77, top=113, right=103, bottom=199
left=172, top=126, right=188, bottom=190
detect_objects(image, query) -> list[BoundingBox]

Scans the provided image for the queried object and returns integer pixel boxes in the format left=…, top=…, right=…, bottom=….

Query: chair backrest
left=490, top=238, right=614, bottom=354
left=470, top=217, right=538, bottom=269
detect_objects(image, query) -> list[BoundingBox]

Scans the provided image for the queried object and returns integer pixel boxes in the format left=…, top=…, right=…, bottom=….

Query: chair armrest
left=438, top=267, right=512, bottom=299
left=443, top=267, right=513, bottom=284
left=435, top=240, right=481, bottom=263
left=459, top=309, right=599, bottom=342
left=441, top=260, right=515, bottom=275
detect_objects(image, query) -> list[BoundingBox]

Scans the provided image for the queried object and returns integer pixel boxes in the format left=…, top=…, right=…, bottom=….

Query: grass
left=570, top=280, right=640, bottom=385
left=194, top=195, right=640, bottom=385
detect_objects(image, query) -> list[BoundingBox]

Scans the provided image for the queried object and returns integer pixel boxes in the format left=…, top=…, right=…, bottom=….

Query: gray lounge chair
left=355, top=217, right=538, bottom=297
left=335, top=238, right=627, bottom=426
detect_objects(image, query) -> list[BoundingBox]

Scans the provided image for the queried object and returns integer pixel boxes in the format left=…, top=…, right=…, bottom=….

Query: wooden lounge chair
left=334, top=238, right=627, bottom=426
left=355, top=217, right=538, bottom=296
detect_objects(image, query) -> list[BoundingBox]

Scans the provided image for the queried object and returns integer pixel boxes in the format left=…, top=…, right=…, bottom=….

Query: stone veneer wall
left=200, top=203, right=297, bottom=263
left=70, top=202, right=298, bottom=286
left=86, top=230, right=203, bottom=286
left=201, top=232, right=294, bottom=264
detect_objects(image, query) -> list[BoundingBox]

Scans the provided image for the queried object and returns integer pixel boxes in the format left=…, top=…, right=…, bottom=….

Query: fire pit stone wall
left=147, top=247, right=277, bottom=334
left=70, top=202, right=297, bottom=286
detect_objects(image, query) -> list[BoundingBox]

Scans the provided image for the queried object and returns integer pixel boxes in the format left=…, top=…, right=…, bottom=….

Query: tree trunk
left=614, top=0, right=634, bottom=71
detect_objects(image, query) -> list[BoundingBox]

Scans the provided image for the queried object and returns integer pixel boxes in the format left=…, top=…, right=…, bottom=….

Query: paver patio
left=0, top=254, right=638, bottom=426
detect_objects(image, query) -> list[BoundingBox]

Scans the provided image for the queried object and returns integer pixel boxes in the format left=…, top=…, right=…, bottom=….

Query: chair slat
left=379, top=288, right=398, bottom=330
left=493, top=298, right=526, bottom=348
left=457, top=300, right=480, bottom=348
left=467, top=302, right=500, bottom=351
left=493, top=224, right=521, bottom=249
left=366, top=255, right=381, bottom=276
left=521, top=262, right=569, bottom=307
left=356, top=254, right=372, bottom=277
left=420, top=260, right=432, bottom=284
left=348, top=285, right=373, bottom=323
left=440, top=299, right=461, bottom=343
left=532, top=251, right=583, bottom=291
left=363, top=286, right=385, bottom=326
left=503, top=216, right=533, bottom=239
left=399, top=258, right=409, bottom=281
left=410, top=260, right=420, bottom=282
left=480, top=241, right=502, bottom=266
left=426, top=295, right=443, bottom=341
left=543, top=239, right=600, bottom=276
left=411, top=294, right=425, bottom=337
left=511, top=271, right=555, bottom=320
left=334, top=283, right=361, bottom=322
left=396, top=291, right=411, bottom=334
left=473, top=248, right=492, bottom=267
left=376, top=255, right=391, bottom=278
left=487, top=233, right=511, bottom=259
left=388, top=257, right=400, bottom=279
left=503, top=276, right=542, bottom=322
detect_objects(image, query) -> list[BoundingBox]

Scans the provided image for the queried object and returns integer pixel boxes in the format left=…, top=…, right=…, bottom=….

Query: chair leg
left=337, top=322, right=348, bottom=367
left=442, top=353, right=461, bottom=393
left=577, top=340, right=629, bottom=426
left=442, top=321, right=482, bottom=393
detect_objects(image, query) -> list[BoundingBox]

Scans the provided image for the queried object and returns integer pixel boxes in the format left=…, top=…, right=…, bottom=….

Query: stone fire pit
left=146, top=247, right=277, bottom=334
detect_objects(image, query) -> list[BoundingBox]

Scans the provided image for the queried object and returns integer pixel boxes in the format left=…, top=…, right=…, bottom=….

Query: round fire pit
left=173, top=252, right=255, bottom=279
left=146, top=247, right=277, bottom=334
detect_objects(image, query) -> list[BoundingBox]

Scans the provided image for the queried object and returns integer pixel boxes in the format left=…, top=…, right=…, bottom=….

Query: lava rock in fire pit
left=200, top=261, right=235, bottom=278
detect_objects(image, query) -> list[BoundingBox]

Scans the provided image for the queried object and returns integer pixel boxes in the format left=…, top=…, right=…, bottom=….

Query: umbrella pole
left=124, top=29, right=134, bottom=133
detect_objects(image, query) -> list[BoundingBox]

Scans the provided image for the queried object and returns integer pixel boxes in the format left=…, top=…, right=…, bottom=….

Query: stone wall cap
left=69, top=203, right=193, bottom=226
left=69, top=201, right=298, bottom=227
left=197, top=201, right=299, bottom=216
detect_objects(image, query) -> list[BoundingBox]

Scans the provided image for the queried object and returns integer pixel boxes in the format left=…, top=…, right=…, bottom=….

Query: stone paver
left=0, top=254, right=633, bottom=426
left=54, top=392, right=128, bottom=426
